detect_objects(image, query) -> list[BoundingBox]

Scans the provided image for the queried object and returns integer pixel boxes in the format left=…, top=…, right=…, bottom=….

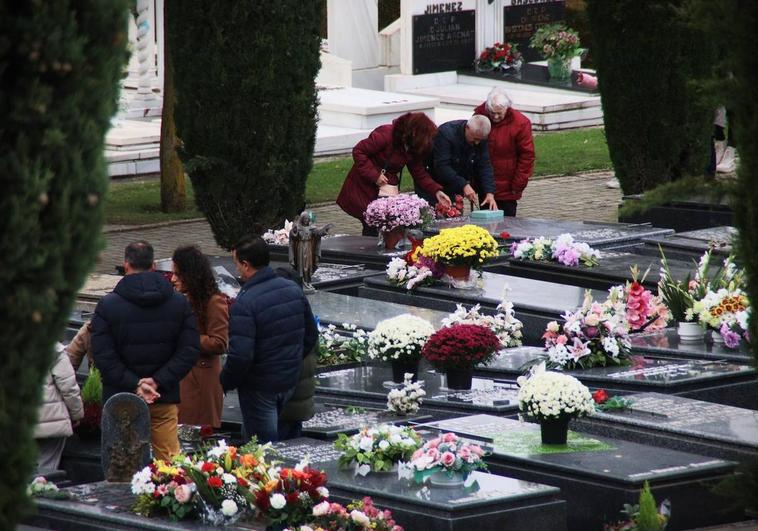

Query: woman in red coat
left=474, top=87, right=535, bottom=217
left=337, top=112, right=451, bottom=235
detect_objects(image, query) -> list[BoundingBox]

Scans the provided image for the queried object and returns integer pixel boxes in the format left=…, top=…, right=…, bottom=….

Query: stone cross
left=101, top=393, right=151, bottom=482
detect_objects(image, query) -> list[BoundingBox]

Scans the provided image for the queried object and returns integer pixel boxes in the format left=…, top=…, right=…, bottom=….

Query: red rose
left=201, top=462, right=216, bottom=473
left=237, top=477, right=249, bottom=488
left=500, top=231, right=511, bottom=239
left=199, top=425, right=214, bottom=438
left=207, top=476, right=222, bottom=489
left=592, top=389, right=609, bottom=404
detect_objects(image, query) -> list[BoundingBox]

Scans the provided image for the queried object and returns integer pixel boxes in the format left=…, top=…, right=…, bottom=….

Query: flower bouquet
left=304, top=497, right=404, bottom=531
left=441, top=292, right=523, bottom=348
left=475, top=41, right=523, bottom=74
left=609, top=267, right=669, bottom=332
left=692, top=288, right=749, bottom=347
left=131, top=457, right=197, bottom=520
left=421, top=323, right=501, bottom=390
left=28, top=476, right=70, bottom=500
left=434, top=194, right=465, bottom=219
left=364, top=195, right=433, bottom=250
left=334, top=424, right=423, bottom=475
left=517, top=363, right=594, bottom=444
left=409, top=432, right=486, bottom=487
left=419, top=224, right=500, bottom=280
left=510, top=233, right=600, bottom=267
left=385, top=256, right=439, bottom=291
left=387, top=373, right=426, bottom=415
left=542, top=291, right=631, bottom=370
left=316, top=322, right=369, bottom=366
left=592, top=389, right=633, bottom=412
left=254, top=464, right=329, bottom=528
left=529, top=23, right=582, bottom=81
left=367, top=314, right=435, bottom=382
left=262, top=219, right=294, bottom=245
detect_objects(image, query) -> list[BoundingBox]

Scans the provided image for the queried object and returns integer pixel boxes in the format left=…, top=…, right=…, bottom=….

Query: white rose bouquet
left=387, top=373, right=426, bottom=415
left=367, top=314, right=435, bottom=363
left=334, top=424, right=422, bottom=475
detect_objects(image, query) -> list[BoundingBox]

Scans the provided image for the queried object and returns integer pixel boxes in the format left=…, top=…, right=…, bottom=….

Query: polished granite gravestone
left=358, top=272, right=606, bottom=345
left=27, top=481, right=264, bottom=530
left=307, top=290, right=450, bottom=330
left=315, top=365, right=520, bottom=418
left=491, top=249, right=697, bottom=292
left=272, top=437, right=567, bottom=531
left=618, top=195, right=734, bottom=233
left=477, top=346, right=758, bottom=408
left=630, top=328, right=752, bottom=363
left=575, top=392, right=758, bottom=463
left=420, top=414, right=741, bottom=530
left=426, top=217, right=674, bottom=250
left=302, top=403, right=431, bottom=439
left=641, top=225, right=736, bottom=257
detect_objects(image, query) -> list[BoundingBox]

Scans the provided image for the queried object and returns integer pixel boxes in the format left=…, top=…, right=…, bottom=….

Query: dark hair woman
left=336, top=112, right=452, bottom=236
left=171, top=245, right=229, bottom=428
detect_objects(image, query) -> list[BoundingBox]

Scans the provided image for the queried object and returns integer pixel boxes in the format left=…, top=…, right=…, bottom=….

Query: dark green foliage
left=585, top=0, right=715, bottom=194
left=167, top=1, right=324, bottom=250
left=0, top=1, right=129, bottom=526
left=618, top=175, right=735, bottom=217
left=379, top=0, right=401, bottom=31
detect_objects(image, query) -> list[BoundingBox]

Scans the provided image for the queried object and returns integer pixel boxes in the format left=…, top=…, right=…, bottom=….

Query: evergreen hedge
left=167, top=1, right=324, bottom=250
left=0, top=1, right=128, bottom=526
left=585, top=0, right=715, bottom=194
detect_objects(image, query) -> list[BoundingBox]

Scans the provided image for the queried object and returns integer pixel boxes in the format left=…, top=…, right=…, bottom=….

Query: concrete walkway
left=96, top=171, right=621, bottom=274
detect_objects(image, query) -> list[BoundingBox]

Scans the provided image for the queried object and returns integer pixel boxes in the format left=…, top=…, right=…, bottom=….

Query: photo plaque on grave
left=412, top=1, right=476, bottom=75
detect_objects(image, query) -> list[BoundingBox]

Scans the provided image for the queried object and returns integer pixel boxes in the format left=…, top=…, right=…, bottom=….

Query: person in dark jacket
left=473, top=87, right=535, bottom=216
left=424, top=116, right=498, bottom=210
left=91, top=240, right=200, bottom=461
left=274, top=266, right=316, bottom=441
left=220, top=236, right=319, bottom=443
left=336, top=112, right=452, bottom=236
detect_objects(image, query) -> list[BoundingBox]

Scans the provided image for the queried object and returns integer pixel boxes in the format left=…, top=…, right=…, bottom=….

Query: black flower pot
left=540, top=416, right=570, bottom=445
left=445, top=368, right=473, bottom=390
left=391, top=360, right=419, bottom=383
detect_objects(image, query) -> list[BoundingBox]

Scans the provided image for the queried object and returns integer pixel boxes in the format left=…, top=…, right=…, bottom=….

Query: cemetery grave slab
left=478, top=346, right=758, bottom=408
left=359, top=272, right=606, bottom=344
left=641, top=225, right=736, bottom=257
left=421, top=414, right=740, bottom=530
left=630, top=328, right=752, bottom=363
left=460, top=62, right=597, bottom=94
left=27, top=481, right=263, bottom=530
left=491, top=249, right=696, bottom=292
left=315, top=365, right=520, bottom=418
left=618, top=195, right=734, bottom=233
left=272, top=437, right=566, bottom=531
left=426, top=217, right=673, bottom=249
left=575, top=392, right=758, bottom=463
left=302, top=403, right=432, bottom=439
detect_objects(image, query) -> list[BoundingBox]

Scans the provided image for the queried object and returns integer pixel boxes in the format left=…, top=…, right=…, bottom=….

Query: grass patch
left=105, top=128, right=612, bottom=225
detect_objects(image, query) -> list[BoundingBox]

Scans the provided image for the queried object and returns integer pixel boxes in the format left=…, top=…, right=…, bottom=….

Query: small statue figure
left=289, top=211, right=332, bottom=292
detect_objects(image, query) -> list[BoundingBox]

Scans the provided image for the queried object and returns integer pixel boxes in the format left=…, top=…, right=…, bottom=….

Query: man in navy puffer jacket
left=220, top=235, right=318, bottom=443
left=92, top=240, right=199, bottom=460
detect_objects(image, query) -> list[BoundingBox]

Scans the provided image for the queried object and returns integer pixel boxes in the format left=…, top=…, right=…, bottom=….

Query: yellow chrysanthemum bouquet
left=418, top=225, right=500, bottom=268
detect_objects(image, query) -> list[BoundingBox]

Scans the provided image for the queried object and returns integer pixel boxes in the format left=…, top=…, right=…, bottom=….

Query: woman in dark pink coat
left=337, top=112, right=451, bottom=235
left=474, top=87, right=535, bottom=217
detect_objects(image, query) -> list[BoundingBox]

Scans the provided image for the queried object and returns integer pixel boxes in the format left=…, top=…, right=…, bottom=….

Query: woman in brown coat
left=171, top=246, right=229, bottom=428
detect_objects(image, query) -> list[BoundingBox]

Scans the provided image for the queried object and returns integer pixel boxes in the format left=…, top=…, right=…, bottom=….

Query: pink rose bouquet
left=410, top=433, right=487, bottom=482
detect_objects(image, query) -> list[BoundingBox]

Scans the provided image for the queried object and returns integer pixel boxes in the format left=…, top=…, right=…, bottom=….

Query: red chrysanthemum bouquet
left=421, top=323, right=501, bottom=370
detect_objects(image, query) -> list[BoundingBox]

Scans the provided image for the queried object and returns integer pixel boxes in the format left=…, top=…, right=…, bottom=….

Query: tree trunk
left=160, top=5, right=186, bottom=213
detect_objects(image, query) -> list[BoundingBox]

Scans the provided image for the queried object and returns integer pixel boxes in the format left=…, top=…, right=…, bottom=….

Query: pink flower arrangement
left=306, top=497, right=403, bottom=531
left=364, top=195, right=433, bottom=233
left=624, top=280, right=669, bottom=332
left=410, top=433, right=487, bottom=480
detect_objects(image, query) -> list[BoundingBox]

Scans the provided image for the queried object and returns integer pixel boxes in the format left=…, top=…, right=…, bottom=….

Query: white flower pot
left=711, top=330, right=725, bottom=345
left=677, top=322, right=703, bottom=343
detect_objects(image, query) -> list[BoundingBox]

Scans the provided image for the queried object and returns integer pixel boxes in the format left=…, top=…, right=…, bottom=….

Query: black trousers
left=497, top=200, right=518, bottom=217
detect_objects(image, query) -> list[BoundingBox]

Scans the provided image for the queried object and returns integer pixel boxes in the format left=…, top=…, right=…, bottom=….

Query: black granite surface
left=630, top=328, right=752, bottom=363
left=641, top=226, right=736, bottom=256
left=420, top=414, right=741, bottom=530
left=302, top=403, right=431, bottom=439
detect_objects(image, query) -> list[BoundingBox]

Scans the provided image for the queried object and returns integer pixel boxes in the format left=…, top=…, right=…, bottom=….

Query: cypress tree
left=636, top=481, right=663, bottom=531
left=585, top=0, right=715, bottom=194
left=167, top=1, right=324, bottom=250
left=0, top=1, right=129, bottom=526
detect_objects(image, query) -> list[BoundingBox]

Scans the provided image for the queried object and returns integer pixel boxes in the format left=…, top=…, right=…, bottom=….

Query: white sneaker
left=606, top=178, right=620, bottom=189
left=716, top=146, right=736, bottom=173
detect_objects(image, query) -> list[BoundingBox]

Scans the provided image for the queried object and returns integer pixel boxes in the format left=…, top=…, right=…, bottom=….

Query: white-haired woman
left=473, top=86, right=535, bottom=216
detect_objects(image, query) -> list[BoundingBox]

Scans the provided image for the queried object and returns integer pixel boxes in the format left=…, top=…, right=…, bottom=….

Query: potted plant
left=421, top=323, right=501, bottom=390
left=316, top=323, right=368, bottom=367
left=364, top=195, right=433, bottom=250
left=334, top=424, right=422, bottom=475
left=658, top=253, right=700, bottom=341
left=441, top=300, right=523, bottom=348
left=529, top=23, right=582, bottom=81
left=517, top=365, right=595, bottom=445
left=367, top=314, right=435, bottom=383
left=76, top=366, right=103, bottom=439
left=409, top=432, right=487, bottom=487
left=474, top=41, right=523, bottom=75
left=418, top=225, right=500, bottom=281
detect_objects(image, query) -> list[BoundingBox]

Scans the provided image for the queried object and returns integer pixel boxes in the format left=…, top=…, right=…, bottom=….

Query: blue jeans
left=237, top=387, right=295, bottom=443
left=277, top=420, right=303, bottom=441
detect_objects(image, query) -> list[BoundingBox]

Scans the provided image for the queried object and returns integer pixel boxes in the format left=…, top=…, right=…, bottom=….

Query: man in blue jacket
left=92, top=240, right=199, bottom=460
left=220, top=236, right=318, bottom=443
left=420, top=115, right=498, bottom=210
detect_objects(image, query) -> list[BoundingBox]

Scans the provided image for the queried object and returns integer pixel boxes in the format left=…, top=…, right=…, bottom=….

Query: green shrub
left=167, top=1, right=324, bottom=250
left=0, top=1, right=128, bottom=526
left=81, top=367, right=103, bottom=405
left=636, top=482, right=663, bottom=531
